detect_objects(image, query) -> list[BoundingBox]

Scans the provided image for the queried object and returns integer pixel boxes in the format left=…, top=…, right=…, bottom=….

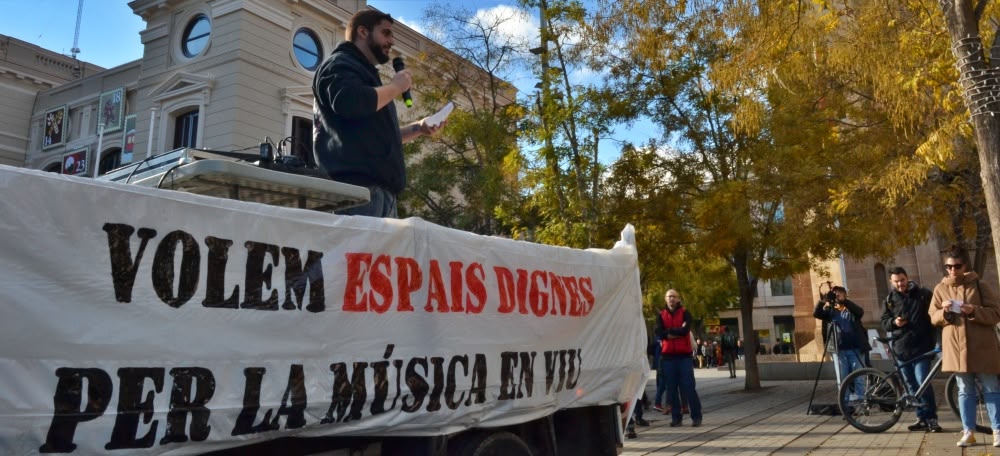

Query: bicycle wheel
left=945, top=374, right=991, bottom=433
left=839, top=368, right=903, bottom=433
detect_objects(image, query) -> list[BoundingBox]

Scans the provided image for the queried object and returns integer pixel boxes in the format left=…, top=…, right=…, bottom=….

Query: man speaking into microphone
left=312, top=10, right=444, bottom=218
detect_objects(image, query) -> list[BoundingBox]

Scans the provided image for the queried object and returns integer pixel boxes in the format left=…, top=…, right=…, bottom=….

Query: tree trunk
left=967, top=167, right=995, bottom=274
left=733, top=253, right=762, bottom=391
left=969, top=120, right=1000, bottom=282
left=940, top=0, right=1000, bottom=288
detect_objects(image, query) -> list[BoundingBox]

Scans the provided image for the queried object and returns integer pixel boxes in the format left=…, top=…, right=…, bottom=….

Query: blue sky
left=0, top=0, right=525, bottom=71
left=0, top=0, right=655, bottom=162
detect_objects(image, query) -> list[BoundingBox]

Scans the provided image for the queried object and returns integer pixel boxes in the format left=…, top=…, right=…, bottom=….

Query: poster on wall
left=97, top=87, right=125, bottom=134
left=61, top=147, right=89, bottom=176
left=121, top=114, right=136, bottom=164
left=42, top=105, right=67, bottom=150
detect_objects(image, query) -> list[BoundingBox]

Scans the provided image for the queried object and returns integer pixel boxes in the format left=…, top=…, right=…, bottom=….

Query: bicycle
left=838, top=334, right=990, bottom=433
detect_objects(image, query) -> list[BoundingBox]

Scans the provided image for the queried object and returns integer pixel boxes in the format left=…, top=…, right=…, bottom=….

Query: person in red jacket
left=654, top=290, right=703, bottom=427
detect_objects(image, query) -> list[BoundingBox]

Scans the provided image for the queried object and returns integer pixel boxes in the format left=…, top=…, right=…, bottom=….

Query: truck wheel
left=450, top=431, right=532, bottom=456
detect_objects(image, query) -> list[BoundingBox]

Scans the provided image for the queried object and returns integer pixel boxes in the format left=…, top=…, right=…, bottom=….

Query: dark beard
left=367, top=36, right=389, bottom=64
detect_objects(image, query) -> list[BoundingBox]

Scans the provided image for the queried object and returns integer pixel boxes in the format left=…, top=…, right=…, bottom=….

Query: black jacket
left=814, top=298, right=872, bottom=352
left=312, top=41, right=405, bottom=194
left=880, top=281, right=935, bottom=361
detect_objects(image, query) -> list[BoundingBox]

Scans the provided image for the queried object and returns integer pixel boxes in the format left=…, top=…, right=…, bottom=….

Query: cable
left=278, top=136, right=294, bottom=155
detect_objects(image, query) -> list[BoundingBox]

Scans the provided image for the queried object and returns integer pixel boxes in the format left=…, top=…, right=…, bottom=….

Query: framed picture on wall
left=98, top=87, right=125, bottom=134
left=122, top=114, right=137, bottom=164
left=62, top=147, right=90, bottom=176
left=43, top=105, right=67, bottom=150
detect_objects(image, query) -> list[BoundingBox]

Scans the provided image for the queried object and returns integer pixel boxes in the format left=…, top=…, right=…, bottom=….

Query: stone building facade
left=0, top=36, right=103, bottom=167
left=11, top=0, right=489, bottom=178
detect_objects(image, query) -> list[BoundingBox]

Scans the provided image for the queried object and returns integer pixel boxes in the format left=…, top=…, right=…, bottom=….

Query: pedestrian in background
left=649, top=334, right=666, bottom=413
left=694, top=338, right=705, bottom=368
left=721, top=326, right=738, bottom=378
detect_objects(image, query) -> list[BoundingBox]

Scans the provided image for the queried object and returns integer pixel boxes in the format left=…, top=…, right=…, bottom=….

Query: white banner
left=0, top=165, right=647, bottom=455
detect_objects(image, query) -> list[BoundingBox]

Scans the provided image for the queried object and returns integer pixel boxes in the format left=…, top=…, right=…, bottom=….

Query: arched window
left=874, top=263, right=888, bottom=305
left=293, top=28, right=322, bottom=71
left=98, top=148, right=123, bottom=176
left=44, top=162, right=62, bottom=173
left=173, top=110, right=199, bottom=149
left=182, top=15, right=211, bottom=58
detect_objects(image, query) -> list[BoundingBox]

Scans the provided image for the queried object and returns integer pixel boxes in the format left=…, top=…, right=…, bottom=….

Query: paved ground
left=624, top=367, right=999, bottom=455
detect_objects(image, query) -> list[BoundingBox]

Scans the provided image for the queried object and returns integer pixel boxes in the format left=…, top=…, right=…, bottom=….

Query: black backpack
left=721, top=333, right=736, bottom=351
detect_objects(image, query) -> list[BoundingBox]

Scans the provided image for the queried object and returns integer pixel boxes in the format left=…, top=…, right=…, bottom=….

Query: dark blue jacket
left=814, top=298, right=871, bottom=352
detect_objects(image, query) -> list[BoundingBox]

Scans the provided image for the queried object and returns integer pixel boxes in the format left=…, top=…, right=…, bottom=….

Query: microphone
left=391, top=57, right=413, bottom=108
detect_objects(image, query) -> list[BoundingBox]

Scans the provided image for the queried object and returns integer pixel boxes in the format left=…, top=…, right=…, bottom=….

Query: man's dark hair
left=888, top=266, right=908, bottom=276
left=945, top=244, right=971, bottom=266
left=348, top=10, right=394, bottom=42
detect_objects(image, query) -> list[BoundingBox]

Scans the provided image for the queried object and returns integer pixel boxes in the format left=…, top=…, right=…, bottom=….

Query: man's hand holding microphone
left=388, top=69, right=412, bottom=103
left=392, top=57, right=413, bottom=108
left=391, top=56, right=448, bottom=141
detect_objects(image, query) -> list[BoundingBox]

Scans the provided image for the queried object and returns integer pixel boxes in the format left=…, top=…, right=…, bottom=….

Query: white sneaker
left=958, top=430, right=976, bottom=447
left=993, top=429, right=1000, bottom=447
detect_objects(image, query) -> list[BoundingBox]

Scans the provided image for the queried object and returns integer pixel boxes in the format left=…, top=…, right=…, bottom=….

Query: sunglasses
left=944, top=263, right=964, bottom=270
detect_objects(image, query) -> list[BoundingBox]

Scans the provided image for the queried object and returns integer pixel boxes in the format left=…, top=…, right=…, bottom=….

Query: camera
left=818, top=282, right=843, bottom=309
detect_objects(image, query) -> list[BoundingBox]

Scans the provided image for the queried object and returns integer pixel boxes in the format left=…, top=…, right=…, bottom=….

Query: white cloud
left=394, top=15, right=427, bottom=36
left=472, top=5, right=539, bottom=47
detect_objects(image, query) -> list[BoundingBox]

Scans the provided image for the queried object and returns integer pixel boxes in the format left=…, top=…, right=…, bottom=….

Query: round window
left=293, top=28, right=322, bottom=70
left=182, top=15, right=211, bottom=58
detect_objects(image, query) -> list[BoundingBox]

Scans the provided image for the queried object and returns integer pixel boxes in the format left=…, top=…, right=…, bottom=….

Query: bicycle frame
left=841, top=335, right=978, bottom=433
left=878, top=336, right=942, bottom=405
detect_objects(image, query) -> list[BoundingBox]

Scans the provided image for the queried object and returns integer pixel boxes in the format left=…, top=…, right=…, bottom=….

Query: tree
left=798, top=1, right=994, bottom=272
left=588, top=0, right=867, bottom=390
left=400, top=3, right=529, bottom=235
left=599, top=144, right=739, bottom=325
left=517, top=0, right=611, bottom=248
left=703, top=1, right=996, bottom=271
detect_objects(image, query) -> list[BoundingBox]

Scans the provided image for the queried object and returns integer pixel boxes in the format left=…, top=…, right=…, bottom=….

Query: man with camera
left=814, top=286, right=871, bottom=401
left=880, top=267, right=941, bottom=432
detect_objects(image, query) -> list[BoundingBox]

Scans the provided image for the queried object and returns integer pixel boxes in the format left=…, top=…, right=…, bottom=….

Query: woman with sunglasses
left=930, top=244, right=1000, bottom=447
